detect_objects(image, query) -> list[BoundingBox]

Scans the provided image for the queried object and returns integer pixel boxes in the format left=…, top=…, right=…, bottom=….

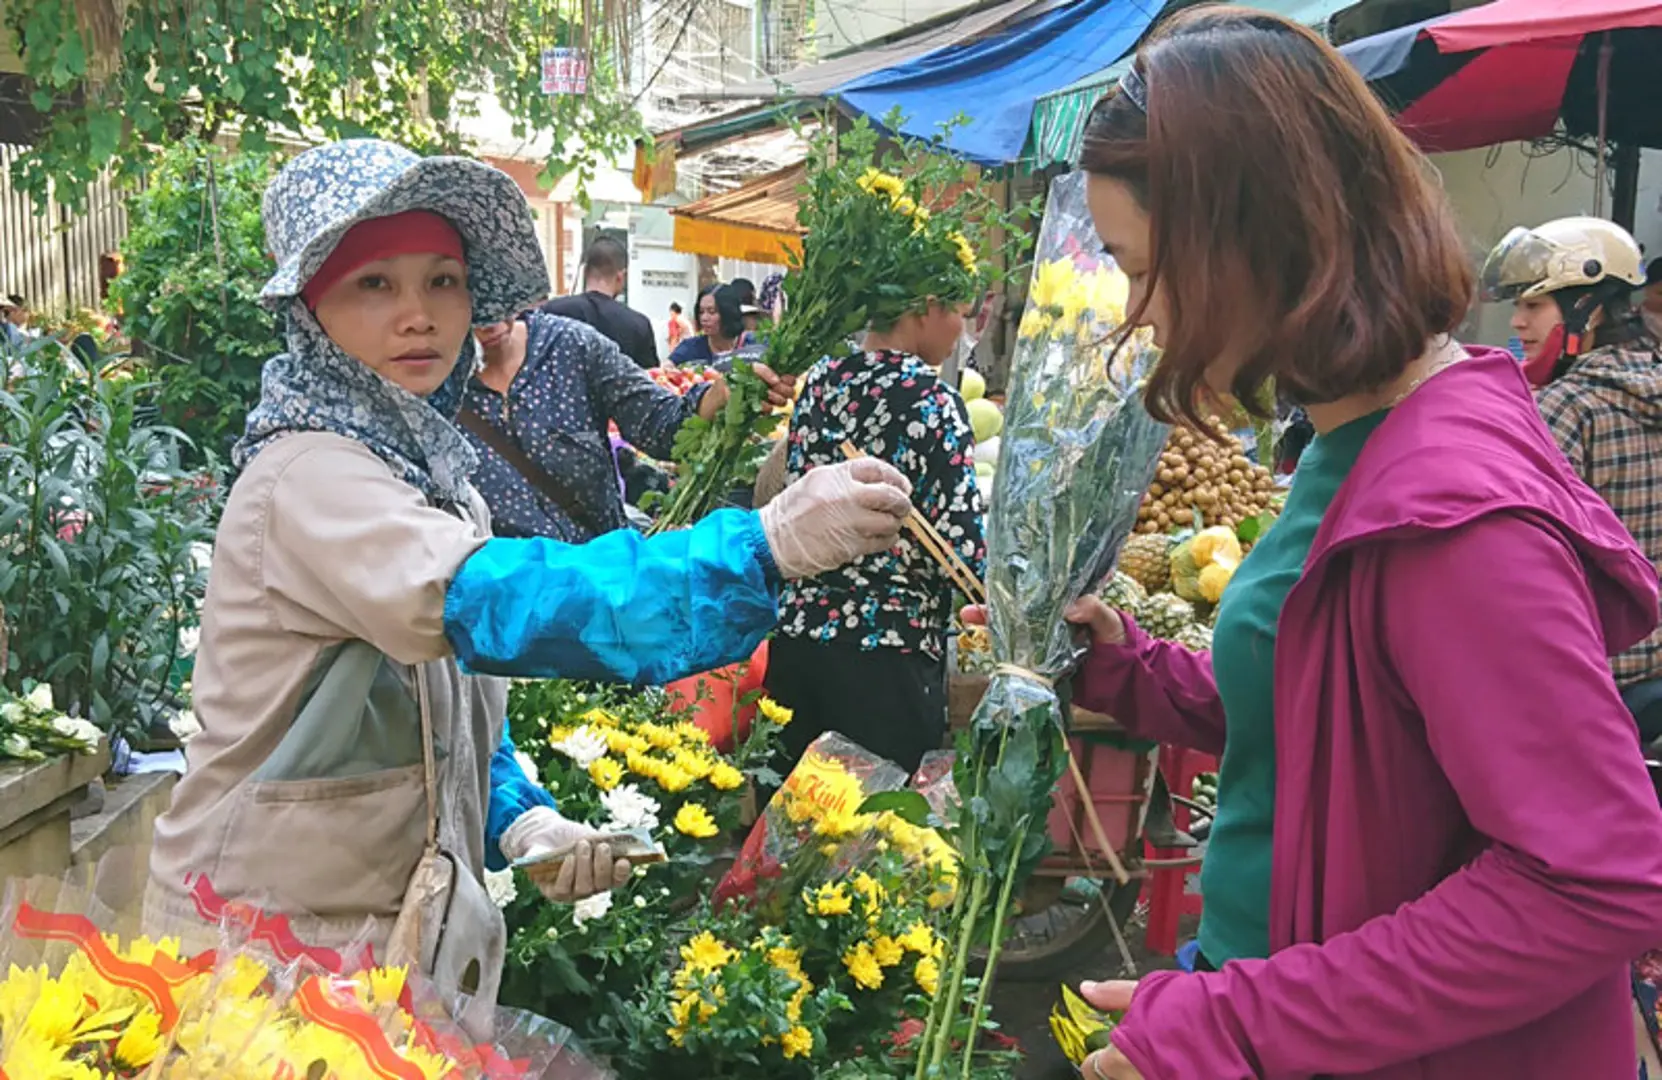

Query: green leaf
left=856, top=790, right=932, bottom=826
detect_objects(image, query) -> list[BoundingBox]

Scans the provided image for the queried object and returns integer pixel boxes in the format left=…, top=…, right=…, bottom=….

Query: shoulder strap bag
left=457, top=407, right=605, bottom=539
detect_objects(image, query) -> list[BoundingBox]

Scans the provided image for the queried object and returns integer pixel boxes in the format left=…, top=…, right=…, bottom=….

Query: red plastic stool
left=1142, top=745, right=1217, bottom=956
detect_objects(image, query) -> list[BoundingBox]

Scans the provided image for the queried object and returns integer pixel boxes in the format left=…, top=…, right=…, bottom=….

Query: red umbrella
left=1342, top=0, right=1662, bottom=153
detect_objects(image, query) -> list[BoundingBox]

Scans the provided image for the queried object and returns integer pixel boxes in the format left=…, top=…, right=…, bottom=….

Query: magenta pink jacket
left=1076, top=349, right=1662, bottom=1079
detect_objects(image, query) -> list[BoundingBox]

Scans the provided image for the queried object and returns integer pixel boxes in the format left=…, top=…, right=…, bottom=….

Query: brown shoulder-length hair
left=1079, top=5, right=1474, bottom=429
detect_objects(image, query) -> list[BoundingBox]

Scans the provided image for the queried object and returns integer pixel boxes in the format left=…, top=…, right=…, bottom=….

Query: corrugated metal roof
left=669, top=161, right=807, bottom=234
left=683, top=0, right=1048, bottom=101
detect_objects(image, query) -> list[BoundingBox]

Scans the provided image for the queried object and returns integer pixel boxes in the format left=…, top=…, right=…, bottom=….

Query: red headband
left=300, top=210, right=465, bottom=309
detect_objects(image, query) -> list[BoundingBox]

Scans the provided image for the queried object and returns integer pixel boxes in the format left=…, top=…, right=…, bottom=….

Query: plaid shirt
left=1537, top=343, right=1662, bottom=686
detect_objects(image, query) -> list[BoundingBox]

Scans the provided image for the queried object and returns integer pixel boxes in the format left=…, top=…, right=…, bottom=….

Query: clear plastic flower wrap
left=913, top=170, right=1169, bottom=1078
left=0, top=856, right=610, bottom=1079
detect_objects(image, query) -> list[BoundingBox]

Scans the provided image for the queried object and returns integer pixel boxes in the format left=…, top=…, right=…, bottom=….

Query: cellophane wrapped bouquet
left=0, top=861, right=605, bottom=1080
left=912, top=171, right=1169, bottom=1078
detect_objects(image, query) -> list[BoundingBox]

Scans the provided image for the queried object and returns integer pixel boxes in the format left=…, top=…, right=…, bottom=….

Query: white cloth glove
left=759, top=457, right=914, bottom=579
left=498, top=806, right=632, bottom=903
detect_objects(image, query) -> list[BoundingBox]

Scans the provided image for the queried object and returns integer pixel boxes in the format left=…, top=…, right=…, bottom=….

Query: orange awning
left=669, top=162, right=805, bottom=265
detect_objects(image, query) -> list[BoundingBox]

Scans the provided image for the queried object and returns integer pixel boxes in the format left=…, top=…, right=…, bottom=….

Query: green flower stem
left=916, top=810, right=977, bottom=1080
left=928, top=866, right=990, bottom=1075
left=959, top=819, right=1029, bottom=1080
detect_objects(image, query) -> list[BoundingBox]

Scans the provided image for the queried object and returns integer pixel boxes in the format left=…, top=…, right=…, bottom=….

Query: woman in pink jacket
left=1062, top=8, right=1662, bottom=1080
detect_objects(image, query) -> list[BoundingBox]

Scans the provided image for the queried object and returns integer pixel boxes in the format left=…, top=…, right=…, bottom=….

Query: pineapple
left=1118, top=533, right=1173, bottom=593
left=1173, top=622, right=1214, bottom=652
left=1135, top=593, right=1196, bottom=640
left=1098, top=571, right=1147, bottom=612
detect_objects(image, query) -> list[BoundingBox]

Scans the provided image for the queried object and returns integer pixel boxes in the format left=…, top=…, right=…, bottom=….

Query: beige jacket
left=149, top=432, right=506, bottom=953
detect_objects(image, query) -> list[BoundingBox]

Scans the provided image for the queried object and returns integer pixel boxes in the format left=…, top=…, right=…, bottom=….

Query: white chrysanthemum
left=571, top=891, right=613, bottom=928
left=598, top=784, right=661, bottom=831
left=550, top=726, right=608, bottom=769
left=484, top=867, right=518, bottom=908
left=24, top=684, right=53, bottom=712
left=177, top=625, right=201, bottom=658
left=514, top=750, right=540, bottom=783
left=51, top=715, right=101, bottom=751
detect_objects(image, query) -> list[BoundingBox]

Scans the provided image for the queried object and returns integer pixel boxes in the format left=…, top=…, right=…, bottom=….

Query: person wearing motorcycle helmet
left=1482, top=215, right=1648, bottom=387
left=1484, top=216, right=1662, bottom=743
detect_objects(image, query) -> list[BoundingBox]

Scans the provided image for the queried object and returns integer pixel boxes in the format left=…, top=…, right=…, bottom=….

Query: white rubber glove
left=760, top=457, right=914, bottom=579
left=498, top=806, right=631, bottom=903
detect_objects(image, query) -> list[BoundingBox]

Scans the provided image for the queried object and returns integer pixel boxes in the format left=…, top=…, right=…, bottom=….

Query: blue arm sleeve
left=444, top=508, right=780, bottom=684
left=484, top=724, right=556, bottom=872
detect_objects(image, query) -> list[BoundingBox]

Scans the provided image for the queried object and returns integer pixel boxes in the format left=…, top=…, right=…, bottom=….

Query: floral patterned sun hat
left=259, top=139, right=549, bottom=324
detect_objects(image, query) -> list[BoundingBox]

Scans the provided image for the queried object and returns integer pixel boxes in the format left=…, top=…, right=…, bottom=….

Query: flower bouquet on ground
left=651, top=112, right=1032, bottom=530
left=0, top=864, right=604, bottom=1079
left=911, top=170, right=1169, bottom=1078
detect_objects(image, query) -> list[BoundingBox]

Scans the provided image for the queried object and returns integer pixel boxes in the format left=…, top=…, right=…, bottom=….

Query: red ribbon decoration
left=293, top=976, right=428, bottom=1080
left=11, top=903, right=181, bottom=1032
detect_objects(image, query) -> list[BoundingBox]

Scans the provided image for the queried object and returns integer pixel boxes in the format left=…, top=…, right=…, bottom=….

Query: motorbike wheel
left=980, top=875, right=1144, bottom=984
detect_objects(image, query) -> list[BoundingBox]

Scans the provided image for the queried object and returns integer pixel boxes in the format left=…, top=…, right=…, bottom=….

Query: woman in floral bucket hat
left=146, top=139, right=913, bottom=1026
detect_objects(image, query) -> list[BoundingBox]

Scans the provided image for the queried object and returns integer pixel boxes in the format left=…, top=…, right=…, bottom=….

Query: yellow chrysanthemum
left=546, top=724, right=575, bottom=745
left=857, top=168, right=905, bottom=198
left=782, top=1025, right=814, bottom=1059
left=1019, top=308, right=1052, bottom=340
left=367, top=965, right=407, bottom=1007
left=892, top=194, right=918, bottom=217
left=852, top=871, right=887, bottom=910
left=1029, top=258, right=1075, bottom=310
left=806, top=882, right=853, bottom=917
left=639, top=722, right=680, bottom=751
left=681, top=931, right=737, bottom=973
left=674, top=803, right=720, bottom=839
left=842, top=942, right=885, bottom=990
left=872, top=935, right=905, bottom=968
left=657, top=763, right=694, bottom=792
left=674, top=721, right=712, bottom=746
left=110, top=1009, right=164, bottom=1069
left=589, top=756, right=624, bottom=791
left=674, top=750, right=714, bottom=781
left=757, top=697, right=794, bottom=727
left=709, top=761, right=745, bottom=791
left=578, top=707, right=619, bottom=728
left=605, top=729, right=650, bottom=756
left=766, top=942, right=803, bottom=974
left=915, top=955, right=940, bottom=996
left=899, top=921, right=936, bottom=955
left=952, top=232, right=978, bottom=273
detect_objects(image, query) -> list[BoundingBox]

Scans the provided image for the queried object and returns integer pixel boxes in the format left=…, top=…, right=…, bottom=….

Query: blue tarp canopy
left=833, top=0, right=1160, bottom=165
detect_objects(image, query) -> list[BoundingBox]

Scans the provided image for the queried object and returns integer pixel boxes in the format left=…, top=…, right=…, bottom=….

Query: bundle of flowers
left=912, top=171, right=1169, bottom=1077
left=651, top=113, right=1033, bottom=530
left=0, top=876, right=599, bottom=1080
left=0, top=683, right=102, bottom=764
left=596, top=736, right=976, bottom=1078
left=498, top=679, right=792, bottom=1032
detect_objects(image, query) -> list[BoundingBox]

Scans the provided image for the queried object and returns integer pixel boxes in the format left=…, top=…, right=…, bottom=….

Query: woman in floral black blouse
left=767, top=302, right=986, bottom=773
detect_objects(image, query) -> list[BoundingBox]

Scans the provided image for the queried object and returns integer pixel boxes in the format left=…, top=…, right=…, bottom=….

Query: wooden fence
left=0, top=143, right=131, bottom=315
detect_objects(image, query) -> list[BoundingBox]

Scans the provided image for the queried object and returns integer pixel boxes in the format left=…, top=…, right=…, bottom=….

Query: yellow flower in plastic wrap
left=709, top=761, right=745, bottom=791
left=674, top=803, right=720, bottom=839
left=915, top=955, right=941, bottom=996
left=872, top=935, right=904, bottom=968
left=782, top=1025, right=814, bottom=1059
left=1029, top=258, right=1074, bottom=310
left=1059, top=278, right=1092, bottom=332
left=589, top=756, right=625, bottom=791
left=806, top=882, right=853, bottom=917
left=1019, top=307, right=1052, bottom=340
left=758, top=697, right=793, bottom=727
left=1085, top=265, right=1130, bottom=323
left=899, top=921, right=936, bottom=955
left=842, top=942, right=885, bottom=990
left=681, top=931, right=737, bottom=973
left=365, top=965, right=407, bottom=1007
left=112, top=1010, right=164, bottom=1069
